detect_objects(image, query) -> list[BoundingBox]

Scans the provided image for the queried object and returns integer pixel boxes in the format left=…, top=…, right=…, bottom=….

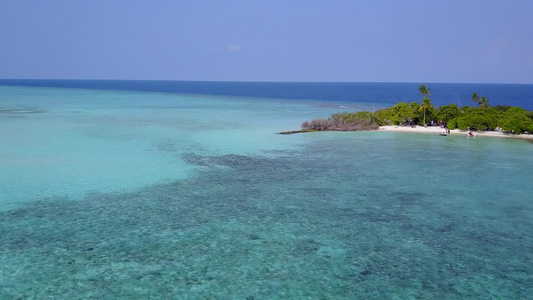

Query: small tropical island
left=281, top=85, right=533, bottom=141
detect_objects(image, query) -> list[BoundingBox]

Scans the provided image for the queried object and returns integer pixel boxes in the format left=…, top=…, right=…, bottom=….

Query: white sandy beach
left=379, top=125, right=533, bottom=141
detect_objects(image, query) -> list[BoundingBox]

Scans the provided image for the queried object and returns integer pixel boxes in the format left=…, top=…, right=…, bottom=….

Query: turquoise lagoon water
left=1, top=85, right=532, bottom=299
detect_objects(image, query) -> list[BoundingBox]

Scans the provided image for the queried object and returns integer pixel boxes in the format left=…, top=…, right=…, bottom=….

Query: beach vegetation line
left=299, top=86, right=533, bottom=134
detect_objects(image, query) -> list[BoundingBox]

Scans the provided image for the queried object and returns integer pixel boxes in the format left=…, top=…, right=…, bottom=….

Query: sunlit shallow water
left=1, top=86, right=532, bottom=299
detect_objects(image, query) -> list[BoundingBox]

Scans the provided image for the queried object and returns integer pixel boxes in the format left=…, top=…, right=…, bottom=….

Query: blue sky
left=1, top=1, right=532, bottom=83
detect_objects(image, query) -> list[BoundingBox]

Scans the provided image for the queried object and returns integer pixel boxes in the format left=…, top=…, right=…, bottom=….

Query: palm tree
left=420, top=97, right=433, bottom=126
left=471, top=92, right=480, bottom=105
left=480, top=96, right=489, bottom=108
left=418, top=85, right=431, bottom=126
left=419, top=84, right=430, bottom=99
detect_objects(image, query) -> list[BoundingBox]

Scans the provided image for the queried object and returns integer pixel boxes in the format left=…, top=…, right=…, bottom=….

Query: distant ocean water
left=1, top=79, right=533, bottom=110
left=1, top=81, right=532, bottom=299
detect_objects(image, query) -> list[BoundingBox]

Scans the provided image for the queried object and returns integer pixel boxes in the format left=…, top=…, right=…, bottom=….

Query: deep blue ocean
left=1, top=79, right=532, bottom=110
left=1, top=80, right=532, bottom=299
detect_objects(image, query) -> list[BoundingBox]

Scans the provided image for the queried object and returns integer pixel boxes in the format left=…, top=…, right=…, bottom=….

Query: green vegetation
left=471, top=92, right=480, bottom=105
left=301, top=111, right=379, bottom=131
left=418, top=84, right=433, bottom=126
left=300, top=86, right=533, bottom=134
left=437, top=104, right=461, bottom=124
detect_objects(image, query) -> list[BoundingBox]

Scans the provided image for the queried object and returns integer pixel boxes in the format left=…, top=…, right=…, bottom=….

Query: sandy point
left=378, top=125, right=533, bottom=141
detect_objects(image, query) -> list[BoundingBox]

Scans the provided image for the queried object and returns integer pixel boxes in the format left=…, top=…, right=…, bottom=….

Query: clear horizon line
left=0, top=78, right=531, bottom=85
